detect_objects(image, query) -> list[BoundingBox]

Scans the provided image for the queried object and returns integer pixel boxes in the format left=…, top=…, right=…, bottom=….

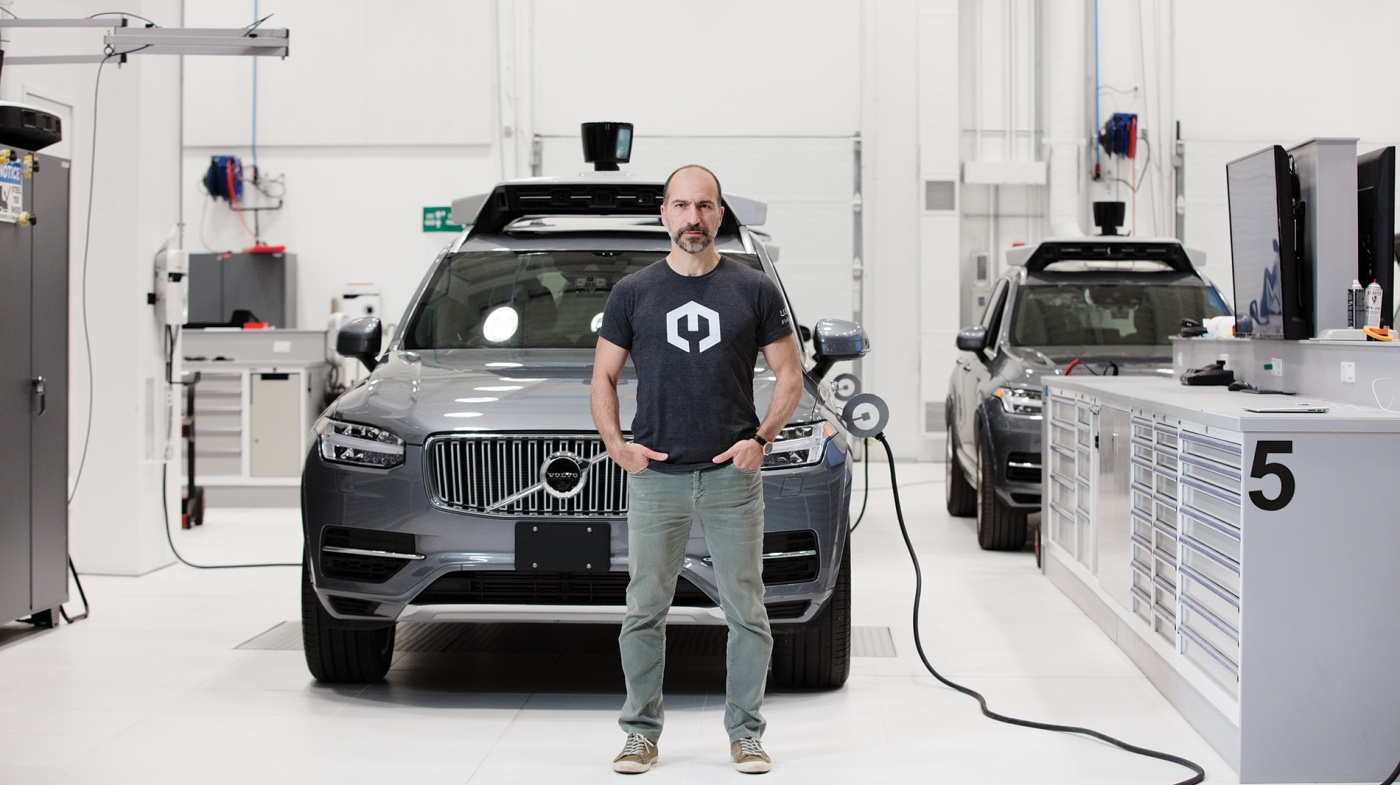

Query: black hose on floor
left=875, top=432, right=1206, bottom=785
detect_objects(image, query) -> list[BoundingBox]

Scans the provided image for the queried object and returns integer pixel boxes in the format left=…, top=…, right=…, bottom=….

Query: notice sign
left=422, top=206, right=465, bottom=233
left=0, top=162, right=22, bottom=223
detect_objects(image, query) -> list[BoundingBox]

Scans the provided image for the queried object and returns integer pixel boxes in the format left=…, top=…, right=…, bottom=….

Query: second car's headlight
left=762, top=422, right=837, bottom=469
left=316, top=418, right=405, bottom=468
left=994, top=387, right=1043, bottom=415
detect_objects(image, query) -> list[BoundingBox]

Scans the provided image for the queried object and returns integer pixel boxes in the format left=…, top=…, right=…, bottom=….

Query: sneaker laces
left=622, top=734, right=655, bottom=757
left=738, top=738, right=765, bottom=757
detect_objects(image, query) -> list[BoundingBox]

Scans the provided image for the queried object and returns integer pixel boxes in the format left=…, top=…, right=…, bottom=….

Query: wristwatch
left=752, top=434, right=773, bottom=456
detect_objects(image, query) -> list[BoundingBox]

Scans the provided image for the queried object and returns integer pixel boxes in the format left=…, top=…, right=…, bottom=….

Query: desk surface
left=1044, top=375, right=1400, bottom=433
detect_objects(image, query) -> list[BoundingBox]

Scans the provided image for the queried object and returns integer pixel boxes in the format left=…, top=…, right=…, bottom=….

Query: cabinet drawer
left=1131, top=537, right=1153, bottom=571
left=1076, top=449, right=1091, bottom=481
left=1076, top=480, right=1091, bottom=514
left=1050, top=397, right=1076, bottom=423
left=1051, top=422, right=1076, bottom=451
left=1132, top=442, right=1155, bottom=464
left=1180, top=431, right=1242, bottom=471
left=1180, top=598, right=1239, bottom=664
left=1153, top=425, right=1180, bottom=450
left=1131, top=587, right=1153, bottom=623
left=1154, top=609, right=1178, bottom=647
left=1049, top=503, right=1075, bottom=552
left=1153, top=575, right=1179, bottom=618
left=1050, top=476, right=1075, bottom=511
left=1132, top=418, right=1154, bottom=443
left=1180, top=481, right=1241, bottom=529
left=1131, top=487, right=1153, bottom=517
left=1051, top=447, right=1076, bottom=481
left=1077, top=403, right=1092, bottom=426
left=1181, top=626, right=1240, bottom=697
left=1152, top=521, right=1177, bottom=556
left=1181, top=567, right=1241, bottom=632
left=1155, top=471, right=1179, bottom=501
left=1153, top=552, right=1179, bottom=589
left=1181, top=539, right=1241, bottom=598
left=1131, top=512, right=1154, bottom=543
left=1132, top=461, right=1154, bottom=492
left=1153, top=499, right=1178, bottom=532
left=1131, top=563, right=1153, bottom=596
left=1181, top=456, right=1241, bottom=495
left=1180, top=509, right=1240, bottom=564
left=1077, top=426, right=1091, bottom=448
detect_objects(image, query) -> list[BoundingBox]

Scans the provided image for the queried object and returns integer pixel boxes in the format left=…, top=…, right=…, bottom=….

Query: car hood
left=329, top=348, right=819, bottom=444
left=997, top=344, right=1178, bottom=388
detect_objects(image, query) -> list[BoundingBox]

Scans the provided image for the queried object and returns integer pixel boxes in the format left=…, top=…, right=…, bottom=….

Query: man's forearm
left=756, top=371, right=802, bottom=440
left=590, top=380, right=627, bottom=452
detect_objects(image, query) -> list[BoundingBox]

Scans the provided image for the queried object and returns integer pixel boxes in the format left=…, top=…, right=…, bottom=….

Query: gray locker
left=0, top=148, right=69, bottom=626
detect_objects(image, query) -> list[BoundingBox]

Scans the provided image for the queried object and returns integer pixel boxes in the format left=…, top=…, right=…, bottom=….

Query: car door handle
left=32, top=376, right=46, bottom=416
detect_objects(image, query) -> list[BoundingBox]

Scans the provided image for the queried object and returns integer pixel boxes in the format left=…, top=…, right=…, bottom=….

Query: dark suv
left=301, top=163, right=871, bottom=689
left=945, top=239, right=1228, bottom=550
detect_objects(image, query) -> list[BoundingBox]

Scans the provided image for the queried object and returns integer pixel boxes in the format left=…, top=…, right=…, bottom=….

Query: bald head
left=663, top=164, right=723, bottom=205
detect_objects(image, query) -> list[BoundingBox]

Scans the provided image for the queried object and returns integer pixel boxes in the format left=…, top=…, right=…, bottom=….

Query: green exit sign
left=422, top=206, right=465, bottom=233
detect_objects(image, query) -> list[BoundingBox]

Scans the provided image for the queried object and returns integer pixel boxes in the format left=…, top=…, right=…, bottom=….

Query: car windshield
left=1009, top=279, right=1228, bottom=347
left=403, top=251, right=762, bottom=349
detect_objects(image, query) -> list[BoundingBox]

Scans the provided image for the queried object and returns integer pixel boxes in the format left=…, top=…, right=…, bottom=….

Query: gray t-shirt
left=599, top=256, right=793, bottom=472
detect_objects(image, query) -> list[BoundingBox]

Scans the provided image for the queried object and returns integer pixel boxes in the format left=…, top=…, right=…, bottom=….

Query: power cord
left=159, top=470, right=299, bottom=570
left=873, top=431, right=1207, bottom=785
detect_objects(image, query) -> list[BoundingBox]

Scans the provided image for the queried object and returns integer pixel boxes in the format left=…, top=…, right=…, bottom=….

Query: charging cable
left=873, top=431, right=1207, bottom=785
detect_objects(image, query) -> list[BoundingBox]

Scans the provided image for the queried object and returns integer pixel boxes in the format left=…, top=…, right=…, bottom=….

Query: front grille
left=761, top=530, right=820, bottom=585
left=1005, top=451, right=1043, bottom=483
left=426, top=434, right=629, bottom=517
left=412, top=571, right=716, bottom=607
left=766, top=601, right=810, bottom=620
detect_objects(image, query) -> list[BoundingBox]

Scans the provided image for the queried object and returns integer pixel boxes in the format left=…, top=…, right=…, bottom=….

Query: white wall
left=3, top=0, right=184, bottom=575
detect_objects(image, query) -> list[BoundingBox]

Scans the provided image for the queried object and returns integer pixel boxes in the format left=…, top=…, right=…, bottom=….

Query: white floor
left=0, top=463, right=1373, bottom=784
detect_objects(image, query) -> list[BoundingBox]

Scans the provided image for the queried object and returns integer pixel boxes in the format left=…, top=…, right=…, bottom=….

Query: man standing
left=591, top=165, right=802, bottom=774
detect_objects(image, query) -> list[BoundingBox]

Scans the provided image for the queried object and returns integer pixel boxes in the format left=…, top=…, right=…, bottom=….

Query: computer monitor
left=1227, top=146, right=1310, bottom=339
left=1357, top=146, right=1395, bottom=328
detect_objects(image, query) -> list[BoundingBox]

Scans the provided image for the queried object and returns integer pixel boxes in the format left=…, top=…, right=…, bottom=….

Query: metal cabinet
left=0, top=149, right=69, bottom=625
left=1042, top=376, right=1400, bottom=783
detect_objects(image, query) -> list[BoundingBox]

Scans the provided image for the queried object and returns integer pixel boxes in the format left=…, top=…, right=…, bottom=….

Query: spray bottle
left=1349, top=279, right=1365, bottom=328
left=1365, top=280, right=1384, bottom=328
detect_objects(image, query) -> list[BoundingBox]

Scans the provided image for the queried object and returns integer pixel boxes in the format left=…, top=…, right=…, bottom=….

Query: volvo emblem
left=540, top=451, right=589, bottom=499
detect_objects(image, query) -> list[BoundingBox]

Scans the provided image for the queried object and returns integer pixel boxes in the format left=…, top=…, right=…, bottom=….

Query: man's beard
left=672, top=223, right=713, bottom=253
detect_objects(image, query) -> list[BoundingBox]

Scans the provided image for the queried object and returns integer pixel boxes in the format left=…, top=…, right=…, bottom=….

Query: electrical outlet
left=1341, top=362, right=1356, bottom=384
left=1269, top=357, right=1283, bottom=377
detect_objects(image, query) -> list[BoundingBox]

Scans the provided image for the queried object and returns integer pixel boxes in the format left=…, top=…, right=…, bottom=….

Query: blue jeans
left=618, top=463, right=772, bottom=743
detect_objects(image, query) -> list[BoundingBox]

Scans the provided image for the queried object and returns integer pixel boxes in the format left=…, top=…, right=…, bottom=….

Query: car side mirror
left=798, top=324, right=812, bottom=344
left=810, top=318, right=870, bottom=379
left=337, top=316, right=383, bottom=372
left=956, top=326, right=988, bottom=353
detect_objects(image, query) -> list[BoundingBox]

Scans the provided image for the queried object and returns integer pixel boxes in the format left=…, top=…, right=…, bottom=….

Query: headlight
left=316, top=418, right=405, bottom=468
left=993, top=387, right=1043, bottom=415
left=762, top=422, right=837, bottom=469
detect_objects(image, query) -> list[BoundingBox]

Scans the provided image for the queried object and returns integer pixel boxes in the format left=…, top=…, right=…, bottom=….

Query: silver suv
left=301, top=156, right=870, bottom=690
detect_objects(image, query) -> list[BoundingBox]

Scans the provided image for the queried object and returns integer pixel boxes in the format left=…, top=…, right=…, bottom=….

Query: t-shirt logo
left=666, top=301, right=721, bottom=353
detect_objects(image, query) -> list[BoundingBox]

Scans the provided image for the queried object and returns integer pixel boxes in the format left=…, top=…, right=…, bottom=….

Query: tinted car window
left=403, top=251, right=762, bottom=349
left=1009, top=279, right=1227, bottom=347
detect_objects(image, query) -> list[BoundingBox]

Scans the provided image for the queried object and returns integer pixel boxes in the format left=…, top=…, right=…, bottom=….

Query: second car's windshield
left=1009, top=280, right=1227, bottom=347
left=403, top=251, right=762, bottom=350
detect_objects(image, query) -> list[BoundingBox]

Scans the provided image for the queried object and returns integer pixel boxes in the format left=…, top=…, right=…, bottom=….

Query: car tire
left=301, top=554, right=395, bottom=683
left=945, top=413, right=976, bottom=517
left=770, top=535, right=851, bottom=690
left=976, top=432, right=1028, bottom=551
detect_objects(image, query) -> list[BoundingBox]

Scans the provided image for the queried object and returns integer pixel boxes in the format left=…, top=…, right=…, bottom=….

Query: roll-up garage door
left=537, top=135, right=858, bottom=329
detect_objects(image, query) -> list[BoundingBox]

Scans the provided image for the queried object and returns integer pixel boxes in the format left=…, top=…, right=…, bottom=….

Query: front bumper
left=301, top=438, right=852, bottom=628
left=983, top=405, right=1043, bottom=511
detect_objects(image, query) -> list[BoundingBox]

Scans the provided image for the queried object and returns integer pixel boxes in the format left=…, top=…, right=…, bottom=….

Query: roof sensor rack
left=581, top=122, right=633, bottom=172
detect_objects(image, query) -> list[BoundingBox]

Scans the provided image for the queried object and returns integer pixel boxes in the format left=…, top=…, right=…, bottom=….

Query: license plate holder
left=515, top=522, right=610, bottom=573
